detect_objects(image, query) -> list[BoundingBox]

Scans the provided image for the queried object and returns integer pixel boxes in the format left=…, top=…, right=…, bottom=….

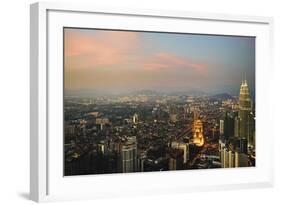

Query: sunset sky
left=64, top=28, right=255, bottom=95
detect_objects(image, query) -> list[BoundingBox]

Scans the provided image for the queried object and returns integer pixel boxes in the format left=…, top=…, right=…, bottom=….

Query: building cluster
left=64, top=122, right=192, bottom=175
left=64, top=80, right=255, bottom=175
left=219, top=80, right=255, bottom=168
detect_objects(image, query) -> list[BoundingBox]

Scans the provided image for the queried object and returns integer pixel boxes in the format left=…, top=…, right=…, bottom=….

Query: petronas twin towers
left=238, top=80, right=255, bottom=148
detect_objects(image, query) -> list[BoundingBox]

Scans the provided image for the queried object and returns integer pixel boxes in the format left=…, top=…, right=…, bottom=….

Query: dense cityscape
left=63, top=28, right=255, bottom=176
left=64, top=80, right=255, bottom=175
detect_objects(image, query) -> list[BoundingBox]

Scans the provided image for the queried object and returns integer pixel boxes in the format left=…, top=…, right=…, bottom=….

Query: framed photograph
left=30, top=2, right=274, bottom=202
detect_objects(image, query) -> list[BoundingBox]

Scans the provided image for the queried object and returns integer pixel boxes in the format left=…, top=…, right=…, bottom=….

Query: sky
left=64, top=28, right=255, bottom=95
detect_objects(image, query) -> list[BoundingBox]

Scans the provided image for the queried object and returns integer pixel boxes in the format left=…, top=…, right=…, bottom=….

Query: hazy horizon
left=64, top=28, right=255, bottom=95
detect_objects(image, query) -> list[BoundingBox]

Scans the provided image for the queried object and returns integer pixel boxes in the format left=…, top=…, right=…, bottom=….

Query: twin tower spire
left=241, top=79, right=248, bottom=87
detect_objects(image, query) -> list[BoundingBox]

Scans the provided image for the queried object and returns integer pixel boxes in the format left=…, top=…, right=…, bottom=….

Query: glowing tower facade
left=193, top=119, right=204, bottom=147
left=193, top=110, right=204, bottom=147
left=238, top=80, right=253, bottom=146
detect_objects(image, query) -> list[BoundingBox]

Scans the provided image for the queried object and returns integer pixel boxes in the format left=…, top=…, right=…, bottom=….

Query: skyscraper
left=121, top=136, right=138, bottom=173
left=132, top=113, right=139, bottom=124
left=234, top=116, right=240, bottom=138
left=219, top=119, right=224, bottom=136
left=248, top=112, right=255, bottom=148
left=224, top=112, right=235, bottom=139
left=238, top=80, right=252, bottom=142
left=169, top=149, right=184, bottom=170
left=171, top=141, right=189, bottom=163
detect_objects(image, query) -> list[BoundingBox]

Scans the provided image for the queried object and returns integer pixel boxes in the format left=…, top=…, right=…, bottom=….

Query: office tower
left=238, top=80, right=252, bottom=140
left=224, top=112, right=235, bottom=139
left=238, top=138, right=248, bottom=154
left=248, top=112, right=255, bottom=148
left=224, top=143, right=237, bottom=168
left=97, top=140, right=106, bottom=154
left=219, top=137, right=251, bottom=168
left=219, top=119, right=224, bottom=135
left=223, top=148, right=229, bottom=168
left=121, top=136, right=138, bottom=173
left=132, top=113, right=138, bottom=124
left=171, top=141, right=189, bottom=163
left=220, top=146, right=236, bottom=168
left=234, top=116, right=240, bottom=138
left=169, top=149, right=184, bottom=170
left=235, top=152, right=249, bottom=167
left=219, top=138, right=226, bottom=166
left=228, top=150, right=235, bottom=168
left=138, top=152, right=147, bottom=172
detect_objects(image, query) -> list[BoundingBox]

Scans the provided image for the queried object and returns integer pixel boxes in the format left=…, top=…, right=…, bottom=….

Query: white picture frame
left=30, top=2, right=274, bottom=202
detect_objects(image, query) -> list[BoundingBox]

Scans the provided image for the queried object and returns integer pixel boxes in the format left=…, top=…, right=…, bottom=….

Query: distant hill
left=163, top=90, right=206, bottom=96
left=129, top=89, right=208, bottom=96
left=65, top=89, right=236, bottom=99
left=210, top=93, right=234, bottom=100
left=129, top=90, right=162, bottom=96
left=184, top=90, right=207, bottom=96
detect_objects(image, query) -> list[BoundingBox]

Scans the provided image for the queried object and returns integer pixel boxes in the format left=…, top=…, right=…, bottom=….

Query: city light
left=63, top=28, right=255, bottom=176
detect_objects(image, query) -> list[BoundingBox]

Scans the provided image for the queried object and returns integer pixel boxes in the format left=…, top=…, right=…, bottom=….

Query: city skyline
left=64, top=28, right=255, bottom=95
left=64, top=80, right=255, bottom=175
left=64, top=28, right=255, bottom=176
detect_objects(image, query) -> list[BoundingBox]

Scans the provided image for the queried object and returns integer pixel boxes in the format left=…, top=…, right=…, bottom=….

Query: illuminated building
left=223, top=148, right=229, bottom=168
left=97, top=140, right=106, bottom=154
left=132, top=113, right=139, bottom=124
left=219, top=120, right=224, bottom=135
left=238, top=80, right=252, bottom=141
left=121, top=136, right=138, bottom=173
left=228, top=150, right=235, bottom=167
left=236, top=79, right=256, bottom=150
left=193, top=119, right=204, bottom=147
left=219, top=137, right=250, bottom=168
left=220, top=145, right=235, bottom=168
left=192, top=108, right=204, bottom=146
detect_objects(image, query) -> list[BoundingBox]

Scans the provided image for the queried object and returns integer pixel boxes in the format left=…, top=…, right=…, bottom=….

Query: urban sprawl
left=64, top=80, right=255, bottom=175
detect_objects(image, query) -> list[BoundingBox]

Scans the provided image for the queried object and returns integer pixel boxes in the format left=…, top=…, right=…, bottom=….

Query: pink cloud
left=65, top=30, right=207, bottom=76
left=143, top=63, right=170, bottom=70
left=143, top=52, right=207, bottom=74
left=64, top=30, right=140, bottom=69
